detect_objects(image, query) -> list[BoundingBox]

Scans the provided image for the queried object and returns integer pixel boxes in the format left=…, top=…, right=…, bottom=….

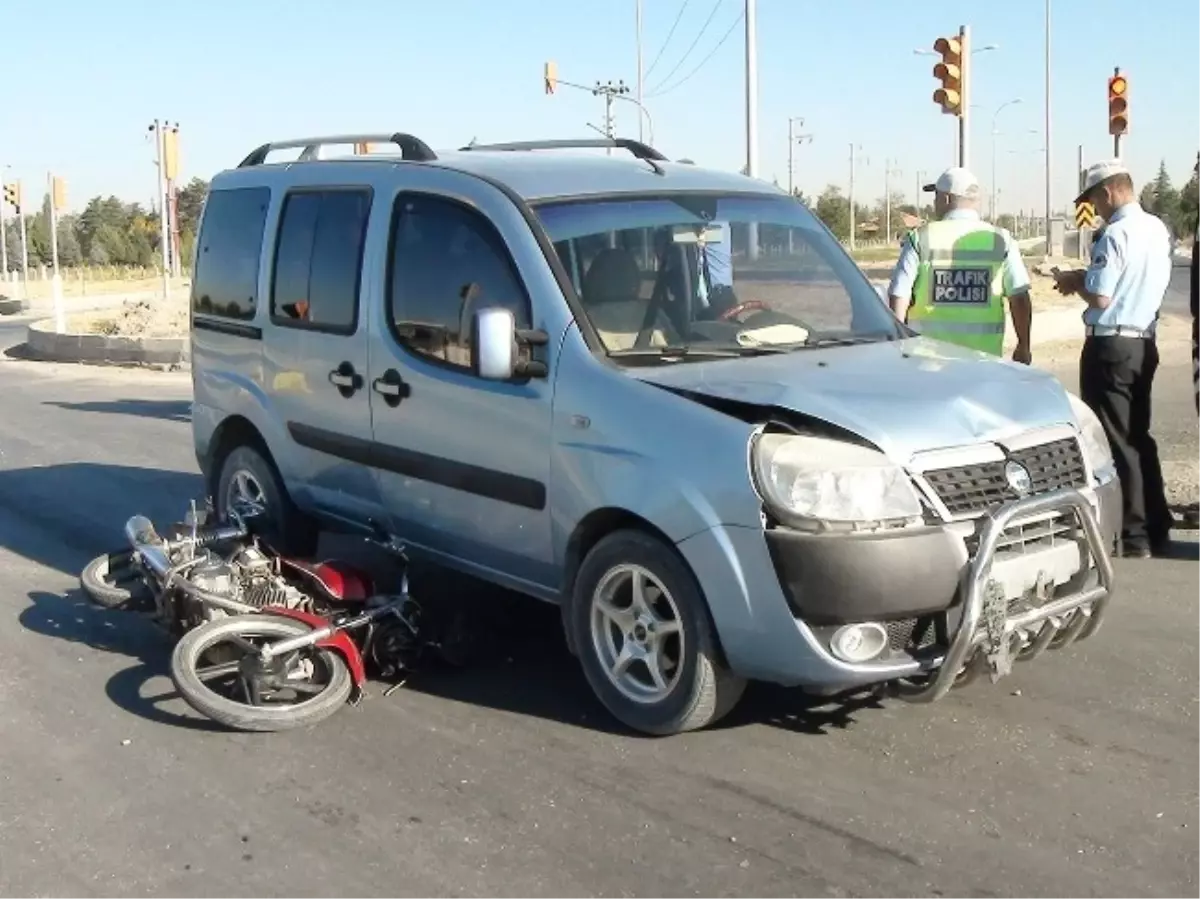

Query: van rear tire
left=214, top=444, right=320, bottom=558
left=569, top=529, right=746, bottom=736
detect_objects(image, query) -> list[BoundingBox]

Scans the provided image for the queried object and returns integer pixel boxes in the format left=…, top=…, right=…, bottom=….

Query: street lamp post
left=991, top=98, right=1023, bottom=219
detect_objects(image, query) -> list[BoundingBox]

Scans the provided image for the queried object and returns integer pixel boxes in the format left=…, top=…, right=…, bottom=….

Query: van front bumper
left=675, top=477, right=1120, bottom=695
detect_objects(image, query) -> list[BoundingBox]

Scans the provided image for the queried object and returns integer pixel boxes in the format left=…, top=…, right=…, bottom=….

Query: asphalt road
left=0, top=298, right=1195, bottom=897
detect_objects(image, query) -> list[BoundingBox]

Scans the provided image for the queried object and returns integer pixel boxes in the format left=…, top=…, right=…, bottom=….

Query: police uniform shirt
left=1083, top=201, right=1172, bottom=331
left=887, top=209, right=1032, bottom=302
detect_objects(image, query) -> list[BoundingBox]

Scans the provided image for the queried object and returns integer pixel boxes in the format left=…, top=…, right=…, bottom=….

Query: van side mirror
left=470, top=307, right=549, bottom=380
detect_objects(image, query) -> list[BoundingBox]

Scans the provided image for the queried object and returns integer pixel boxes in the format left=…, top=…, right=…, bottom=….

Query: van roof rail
left=459, top=138, right=668, bottom=174
left=237, top=133, right=438, bottom=168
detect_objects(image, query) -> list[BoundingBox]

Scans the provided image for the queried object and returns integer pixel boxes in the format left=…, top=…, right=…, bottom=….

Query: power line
left=643, top=0, right=691, bottom=80
left=647, top=7, right=743, bottom=98
left=646, top=0, right=723, bottom=95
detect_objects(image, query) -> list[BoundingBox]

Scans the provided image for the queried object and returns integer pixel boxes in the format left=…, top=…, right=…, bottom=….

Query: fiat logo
left=1004, top=460, right=1033, bottom=495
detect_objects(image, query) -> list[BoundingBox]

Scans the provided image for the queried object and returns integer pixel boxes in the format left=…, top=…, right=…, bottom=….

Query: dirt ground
left=81, top=290, right=191, bottom=338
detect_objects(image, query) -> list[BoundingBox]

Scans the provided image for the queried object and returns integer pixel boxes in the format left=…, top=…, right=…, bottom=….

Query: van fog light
left=830, top=622, right=889, bottom=663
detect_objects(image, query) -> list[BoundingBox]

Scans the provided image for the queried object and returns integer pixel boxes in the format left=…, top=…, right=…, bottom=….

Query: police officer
left=887, top=166, right=1033, bottom=362
left=1053, top=159, right=1173, bottom=558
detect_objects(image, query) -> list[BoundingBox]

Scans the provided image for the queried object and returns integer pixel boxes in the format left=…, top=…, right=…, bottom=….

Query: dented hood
left=628, top=337, right=1078, bottom=463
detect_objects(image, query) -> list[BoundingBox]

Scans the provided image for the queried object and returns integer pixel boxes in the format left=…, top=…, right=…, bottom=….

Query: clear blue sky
left=3, top=0, right=1196, bottom=216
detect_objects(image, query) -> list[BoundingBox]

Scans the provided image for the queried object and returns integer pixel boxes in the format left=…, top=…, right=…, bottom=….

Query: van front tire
left=569, top=529, right=746, bottom=736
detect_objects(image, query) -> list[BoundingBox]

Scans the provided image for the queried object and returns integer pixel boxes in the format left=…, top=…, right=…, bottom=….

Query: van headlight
left=751, top=432, right=923, bottom=528
left=1066, top=392, right=1115, bottom=479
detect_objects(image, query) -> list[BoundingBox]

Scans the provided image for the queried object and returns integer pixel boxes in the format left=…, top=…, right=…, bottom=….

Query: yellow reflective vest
left=905, top=218, right=1009, bottom=355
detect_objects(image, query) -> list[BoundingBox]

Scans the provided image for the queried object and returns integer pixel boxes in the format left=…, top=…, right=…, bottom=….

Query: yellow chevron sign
left=1075, top=201, right=1097, bottom=229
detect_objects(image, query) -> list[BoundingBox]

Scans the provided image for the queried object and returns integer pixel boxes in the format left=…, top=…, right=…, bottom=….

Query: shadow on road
left=19, top=588, right=224, bottom=732
left=1, top=462, right=893, bottom=737
left=399, top=567, right=888, bottom=738
left=0, top=462, right=203, bottom=577
left=44, top=399, right=192, bottom=423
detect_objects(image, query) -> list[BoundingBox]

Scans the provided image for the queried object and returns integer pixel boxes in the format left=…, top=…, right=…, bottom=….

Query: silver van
left=189, top=133, right=1120, bottom=735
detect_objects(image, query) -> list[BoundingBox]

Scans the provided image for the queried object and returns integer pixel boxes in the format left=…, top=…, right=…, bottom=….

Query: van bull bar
left=899, top=487, right=1116, bottom=702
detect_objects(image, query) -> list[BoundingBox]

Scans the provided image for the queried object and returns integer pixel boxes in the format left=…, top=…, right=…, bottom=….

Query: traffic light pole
left=17, top=201, right=28, bottom=299
left=1112, top=67, right=1123, bottom=159
left=959, top=24, right=970, bottom=169
left=150, top=119, right=171, bottom=301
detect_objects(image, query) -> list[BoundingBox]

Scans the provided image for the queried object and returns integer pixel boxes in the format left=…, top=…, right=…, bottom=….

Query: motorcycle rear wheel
left=170, top=615, right=353, bottom=732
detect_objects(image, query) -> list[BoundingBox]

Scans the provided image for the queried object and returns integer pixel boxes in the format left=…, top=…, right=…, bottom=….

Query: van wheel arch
left=559, top=508, right=727, bottom=667
left=207, top=416, right=319, bottom=556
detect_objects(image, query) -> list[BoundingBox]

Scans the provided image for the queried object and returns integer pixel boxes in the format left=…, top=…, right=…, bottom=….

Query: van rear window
left=192, top=186, right=271, bottom=321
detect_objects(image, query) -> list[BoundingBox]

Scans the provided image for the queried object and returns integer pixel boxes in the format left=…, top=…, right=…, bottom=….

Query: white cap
left=922, top=166, right=981, bottom=199
left=1076, top=159, right=1130, bottom=203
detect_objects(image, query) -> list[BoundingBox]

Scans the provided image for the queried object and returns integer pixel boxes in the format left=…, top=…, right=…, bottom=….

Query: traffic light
left=932, top=34, right=964, bottom=116
left=2, top=181, right=20, bottom=214
left=544, top=60, right=557, bottom=95
left=51, top=176, right=66, bottom=212
left=1107, top=72, right=1128, bottom=136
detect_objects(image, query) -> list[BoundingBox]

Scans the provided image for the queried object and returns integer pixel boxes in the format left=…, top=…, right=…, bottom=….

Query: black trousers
left=1080, top=335, right=1172, bottom=548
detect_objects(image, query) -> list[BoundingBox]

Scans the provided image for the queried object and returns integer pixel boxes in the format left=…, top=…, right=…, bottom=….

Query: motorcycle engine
left=189, top=554, right=236, bottom=597
left=230, top=546, right=315, bottom=612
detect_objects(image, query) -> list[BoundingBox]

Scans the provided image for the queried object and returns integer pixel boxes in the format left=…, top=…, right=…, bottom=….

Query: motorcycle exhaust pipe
left=125, top=515, right=172, bottom=581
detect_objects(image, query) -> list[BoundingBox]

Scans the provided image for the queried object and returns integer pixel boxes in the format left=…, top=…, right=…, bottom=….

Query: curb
left=24, top=318, right=190, bottom=367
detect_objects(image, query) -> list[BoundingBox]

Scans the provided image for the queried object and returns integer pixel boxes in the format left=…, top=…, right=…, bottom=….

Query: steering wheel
left=717, top=299, right=771, bottom=322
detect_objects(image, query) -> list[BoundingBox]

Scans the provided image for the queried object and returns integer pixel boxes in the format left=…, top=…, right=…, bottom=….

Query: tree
left=815, top=185, right=851, bottom=241
left=176, top=177, right=209, bottom=236
left=1141, top=160, right=1181, bottom=235
left=1175, top=161, right=1198, bottom=238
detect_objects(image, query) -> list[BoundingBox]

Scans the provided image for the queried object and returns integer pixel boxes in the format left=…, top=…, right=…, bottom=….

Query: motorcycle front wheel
left=170, top=615, right=353, bottom=732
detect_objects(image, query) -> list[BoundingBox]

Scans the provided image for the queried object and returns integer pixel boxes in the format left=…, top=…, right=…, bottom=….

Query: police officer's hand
left=1012, top=344, right=1032, bottom=365
left=1052, top=269, right=1084, bottom=295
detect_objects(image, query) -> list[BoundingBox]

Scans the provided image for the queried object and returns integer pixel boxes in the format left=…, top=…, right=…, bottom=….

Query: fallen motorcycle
left=79, top=501, right=336, bottom=634
left=168, top=523, right=467, bottom=732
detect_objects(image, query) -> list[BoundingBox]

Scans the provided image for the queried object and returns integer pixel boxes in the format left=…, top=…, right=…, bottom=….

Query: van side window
left=192, top=187, right=270, bottom=320
left=387, top=194, right=531, bottom=370
left=270, top=189, right=371, bottom=333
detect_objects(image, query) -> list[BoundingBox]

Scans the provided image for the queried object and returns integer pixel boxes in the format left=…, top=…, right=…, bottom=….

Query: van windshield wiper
left=802, top=332, right=898, bottom=348
left=609, top=344, right=790, bottom=360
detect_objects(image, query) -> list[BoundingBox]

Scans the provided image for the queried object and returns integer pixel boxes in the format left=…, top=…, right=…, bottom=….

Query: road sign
left=1075, top=201, right=1097, bottom=229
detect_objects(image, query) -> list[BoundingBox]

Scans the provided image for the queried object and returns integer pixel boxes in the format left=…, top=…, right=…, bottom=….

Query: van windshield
left=533, top=193, right=905, bottom=360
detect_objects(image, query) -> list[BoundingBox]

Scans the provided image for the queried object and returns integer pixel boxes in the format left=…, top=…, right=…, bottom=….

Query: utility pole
left=884, top=159, right=902, bottom=242
left=787, top=116, right=813, bottom=197
left=48, top=173, right=63, bottom=332
left=635, top=0, right=644, bottom=142
left=590, top=81, right=629, bottom=154
left=1043, top=0, right=1053, bottom=258
left=0, top=169, right=7, bottom=285
left=148, top=119, right=171, bottom=300
left=849, top=143, right=861, bottom=252
left=745, top=0, right=759, bottom=259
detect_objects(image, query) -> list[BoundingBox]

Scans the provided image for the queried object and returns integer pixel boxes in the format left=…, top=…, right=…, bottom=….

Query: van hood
left=627, top=337, right=1078, bottom=462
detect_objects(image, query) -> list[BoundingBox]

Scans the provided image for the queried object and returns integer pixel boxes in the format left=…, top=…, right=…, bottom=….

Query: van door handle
left=328, top=362, right=364, bottom=397
left=372, top=369, right=411, bottom=408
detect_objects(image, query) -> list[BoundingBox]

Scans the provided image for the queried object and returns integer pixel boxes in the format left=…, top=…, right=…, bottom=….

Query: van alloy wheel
left=589, top=563, right=685, bottom=704
left=570, top=529, right=747, bottom=735
left=226, top=468, right=267, bottom=518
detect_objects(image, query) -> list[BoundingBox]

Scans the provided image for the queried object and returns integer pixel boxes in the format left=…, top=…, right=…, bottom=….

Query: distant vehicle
left=186, top=132, right=1120, bottom=735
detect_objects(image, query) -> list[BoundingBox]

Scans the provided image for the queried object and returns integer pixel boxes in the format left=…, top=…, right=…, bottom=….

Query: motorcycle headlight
left=1066, top=391, right=1115, bottom=479
left=751, top=431, right=923, bottom=529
